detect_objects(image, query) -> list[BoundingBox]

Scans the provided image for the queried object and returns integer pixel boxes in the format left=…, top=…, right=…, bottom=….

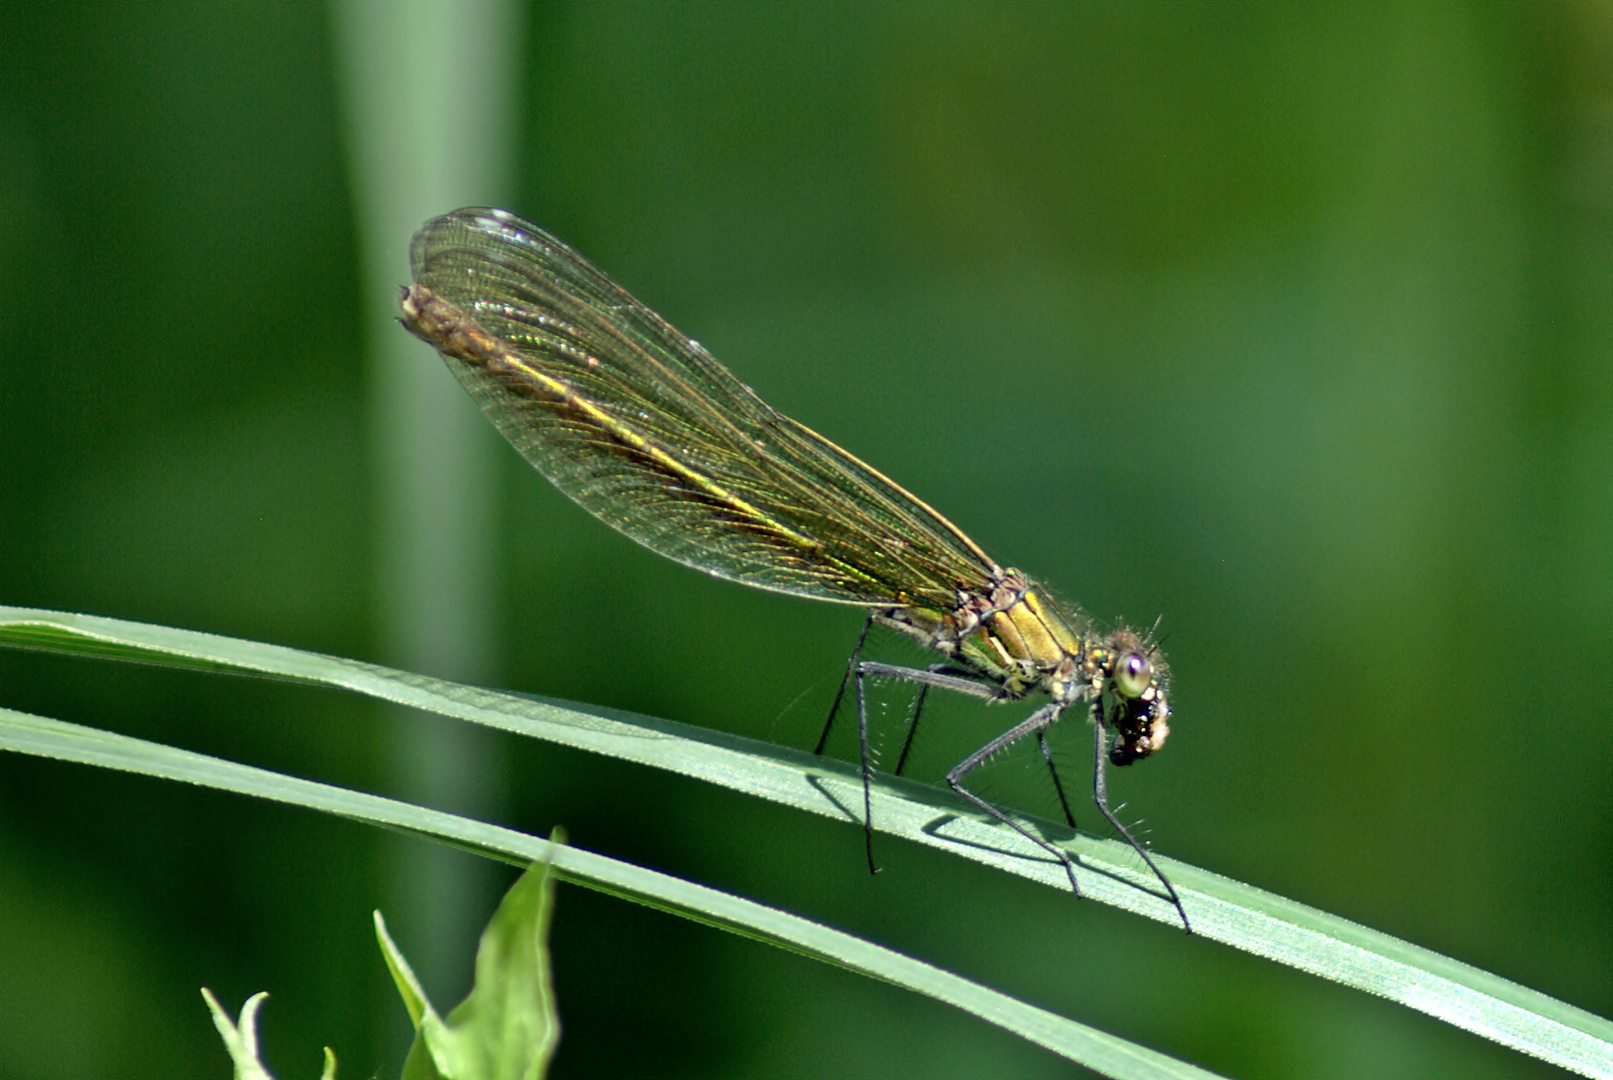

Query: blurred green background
left=1, top=3, right=1609, bottom=1077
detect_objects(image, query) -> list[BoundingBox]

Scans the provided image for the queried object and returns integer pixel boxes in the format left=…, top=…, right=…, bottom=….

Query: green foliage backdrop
left=0, top=4, right=1608, bottom=1077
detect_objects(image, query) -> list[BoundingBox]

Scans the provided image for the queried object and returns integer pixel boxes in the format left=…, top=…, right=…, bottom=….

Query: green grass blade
left=0, top=704, right=1220, bottom=1080
left=2, top=605, right=1610, bottom=1078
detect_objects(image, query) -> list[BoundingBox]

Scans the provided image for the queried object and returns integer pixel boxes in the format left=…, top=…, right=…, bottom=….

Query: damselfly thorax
left=872, top=567, right=1170, bottom=765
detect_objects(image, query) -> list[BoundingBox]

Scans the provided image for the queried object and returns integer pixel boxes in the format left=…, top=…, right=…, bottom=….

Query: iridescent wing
left=404, top=208, right=999, bottom=611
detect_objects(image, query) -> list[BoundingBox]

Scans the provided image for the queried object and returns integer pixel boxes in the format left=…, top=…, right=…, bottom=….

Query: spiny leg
left=845, top=659, right=1000, bottom=876
left=895, top=682, right=928, bottom=777
left=944, top=703, right=1082, bottom=895
left=855, top=656, right=879, bottom=874
left=1038, top=731, right=1077, bottom=828
left=895, top=663, right=979, bottom=777
left=816, top=612, right=873, bottom=756
left=825, top=649, right=1001, bottom=877
left=1090, top=701, right=1191, bottom=933
left=856, top=661, right=1001, bottom=702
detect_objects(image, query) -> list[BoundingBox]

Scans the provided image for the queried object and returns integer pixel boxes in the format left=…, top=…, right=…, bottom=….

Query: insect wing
left=407, top=208, right=996, bottom=610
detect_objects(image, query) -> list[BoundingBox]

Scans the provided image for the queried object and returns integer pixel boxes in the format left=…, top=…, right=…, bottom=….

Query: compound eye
left=1113, top=651, right=1152, bottom=699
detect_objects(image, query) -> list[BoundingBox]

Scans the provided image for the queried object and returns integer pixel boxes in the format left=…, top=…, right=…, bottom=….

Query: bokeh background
left=1, top=4, right=1609, bottom=1077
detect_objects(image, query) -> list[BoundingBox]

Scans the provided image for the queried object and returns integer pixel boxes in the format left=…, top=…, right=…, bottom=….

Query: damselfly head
left=1102, top=629, right=1170, bottom=766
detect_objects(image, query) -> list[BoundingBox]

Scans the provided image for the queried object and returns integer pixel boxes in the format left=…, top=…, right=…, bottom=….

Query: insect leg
left=1090, top=700, right=1191, bottom=932
left=855, top=654, right=879, bottom=875
left=944, top=703, right=1082, bottom=894
left=841, top=660, right=997, bottom=874
left=895, top=663, right=982, bottom=777
left=896, top=682, right=929, bottom=776
left=1038, top=732, right=1077, bottom=828
left=855, top=661, right=1000, bottom=700
left=816, top=612, right=874, bottom=755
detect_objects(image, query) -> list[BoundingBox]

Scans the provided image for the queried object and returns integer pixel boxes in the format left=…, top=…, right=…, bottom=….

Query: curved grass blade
left=1, top=605, right=1610, bottom=1078
left=0, top=704, right=1221, bottom=1080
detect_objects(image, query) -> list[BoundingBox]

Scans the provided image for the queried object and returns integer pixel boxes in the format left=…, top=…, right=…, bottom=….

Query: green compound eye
left=1113, top=651, right=1152, bottom=699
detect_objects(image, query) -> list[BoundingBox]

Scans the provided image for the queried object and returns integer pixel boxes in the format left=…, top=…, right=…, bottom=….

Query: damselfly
left=399, top=208, right=1187, bottom=931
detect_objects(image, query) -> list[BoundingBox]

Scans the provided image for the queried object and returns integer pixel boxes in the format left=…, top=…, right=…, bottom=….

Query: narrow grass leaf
left=2, top=606, right=1610, bottom=1077
left=0, top=704, right=1222, bottom=1080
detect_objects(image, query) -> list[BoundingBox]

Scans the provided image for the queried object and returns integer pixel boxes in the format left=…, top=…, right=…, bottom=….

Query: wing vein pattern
left=409, top=208, right=999, bottom=612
